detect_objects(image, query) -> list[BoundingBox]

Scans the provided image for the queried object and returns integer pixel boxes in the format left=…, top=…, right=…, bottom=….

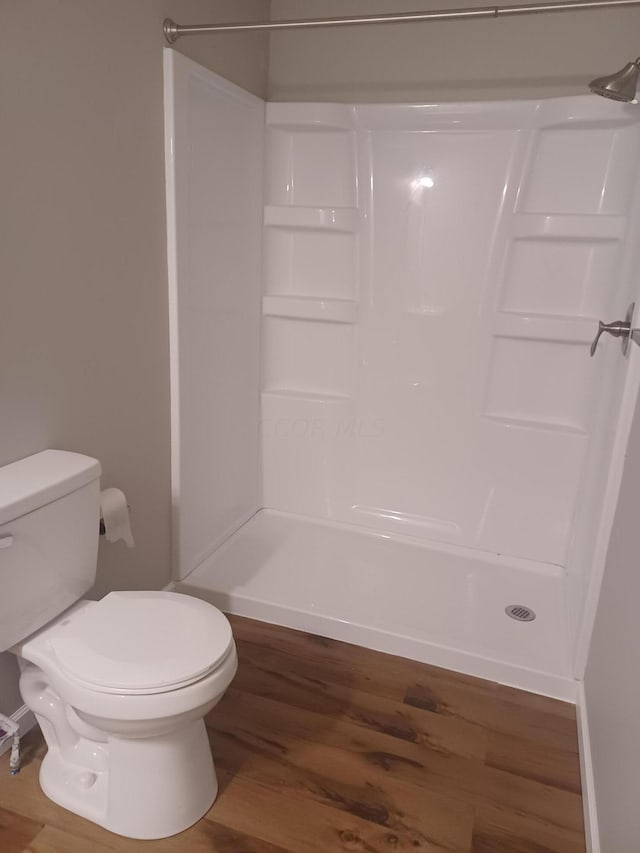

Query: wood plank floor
left=0, top=614, right=585, bottom=852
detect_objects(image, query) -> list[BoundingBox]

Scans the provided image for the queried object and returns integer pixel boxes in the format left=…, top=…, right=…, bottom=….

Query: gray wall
left=0, top=0, right=268, bottom=716
left=270, top=0, right=640, bottom=101
left=584, top=393, right=640, bottom=853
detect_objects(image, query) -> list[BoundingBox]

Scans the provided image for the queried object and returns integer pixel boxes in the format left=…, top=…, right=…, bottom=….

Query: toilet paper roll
left=100, top=488, right=135, bottom=548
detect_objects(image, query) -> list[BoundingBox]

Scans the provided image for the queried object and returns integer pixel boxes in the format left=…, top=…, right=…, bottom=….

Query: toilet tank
left=0, top=450, right=102, bottom=652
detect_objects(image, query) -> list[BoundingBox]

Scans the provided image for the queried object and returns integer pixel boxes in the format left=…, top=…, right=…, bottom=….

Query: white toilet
left=0, top=449, right=237, bottom=839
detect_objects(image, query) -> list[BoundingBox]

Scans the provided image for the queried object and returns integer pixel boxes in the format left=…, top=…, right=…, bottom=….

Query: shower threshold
left=175, top=509, right=575, bottom=701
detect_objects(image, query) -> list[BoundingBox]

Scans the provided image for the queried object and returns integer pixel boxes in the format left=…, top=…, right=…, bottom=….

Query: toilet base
left=38, top=718, right=218, bottom=839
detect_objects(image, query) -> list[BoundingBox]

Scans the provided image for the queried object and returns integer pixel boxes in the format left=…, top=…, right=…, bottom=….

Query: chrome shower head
left=589, top=57, right=640, bottom=103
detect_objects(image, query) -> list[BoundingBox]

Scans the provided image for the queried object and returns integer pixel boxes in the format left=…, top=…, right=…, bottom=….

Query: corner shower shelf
left=263, top=295, right=357, bottom=324
left=482, top=413, right=587, bottom=436
left=264, top=205, right=360, bottom=233
left=262, top=388, right=353, bottom=402
left=492, top=312, right=595, bottom=343
left=511, top=213, right=625, bottom=241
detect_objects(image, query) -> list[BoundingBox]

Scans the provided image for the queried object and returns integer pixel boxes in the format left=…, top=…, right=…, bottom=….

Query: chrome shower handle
left=590, top=319, right=631, bottom=356
left=590, top=303, right=637, bottom=357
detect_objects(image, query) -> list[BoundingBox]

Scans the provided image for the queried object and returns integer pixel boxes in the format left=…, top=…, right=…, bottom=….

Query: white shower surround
left=164, top=50, right=640, bottom=700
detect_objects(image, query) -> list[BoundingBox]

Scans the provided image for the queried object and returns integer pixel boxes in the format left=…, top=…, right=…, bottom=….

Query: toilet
left=0, top=449, right=237, bottom=839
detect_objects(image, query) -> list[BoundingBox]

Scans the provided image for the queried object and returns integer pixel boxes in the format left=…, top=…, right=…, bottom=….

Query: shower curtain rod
left=164, top=0, right=640, bottom=42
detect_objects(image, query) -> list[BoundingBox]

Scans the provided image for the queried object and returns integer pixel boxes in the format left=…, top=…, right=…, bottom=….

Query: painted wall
left=269, top=0, right=640, bottom=102
left=0, top=1, right=268, bottom=716
left=584, top=392, right=640, bottom=852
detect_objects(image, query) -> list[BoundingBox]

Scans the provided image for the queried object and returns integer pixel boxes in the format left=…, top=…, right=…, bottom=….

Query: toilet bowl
left=0, top=449, right=239, bottom=839
left=13, top=590, right=238, bottom=839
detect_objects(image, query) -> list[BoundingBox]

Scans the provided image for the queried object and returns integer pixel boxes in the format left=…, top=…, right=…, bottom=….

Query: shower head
left=589, top=57, right=640, bottom=102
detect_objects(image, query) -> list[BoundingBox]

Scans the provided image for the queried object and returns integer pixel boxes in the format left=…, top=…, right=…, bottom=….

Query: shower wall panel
left=165, top=53, right=264, bottom=579
left=262, top=97, right=640, bottom=567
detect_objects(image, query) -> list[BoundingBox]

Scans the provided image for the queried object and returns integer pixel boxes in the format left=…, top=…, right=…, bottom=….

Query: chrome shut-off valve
left=590, top=302, right=640, bottom=357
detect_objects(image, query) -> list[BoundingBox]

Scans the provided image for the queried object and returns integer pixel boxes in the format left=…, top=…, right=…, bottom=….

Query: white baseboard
left=0, top=704, right=37, bottom=757
left=577, top=682, right=600, bottom=853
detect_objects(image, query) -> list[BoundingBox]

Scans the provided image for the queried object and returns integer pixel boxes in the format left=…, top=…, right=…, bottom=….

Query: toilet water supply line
left=0, top=713, right=20, bottom=775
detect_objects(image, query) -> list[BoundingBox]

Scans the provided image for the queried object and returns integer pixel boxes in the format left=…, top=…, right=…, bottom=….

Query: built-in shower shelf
left=492, top=312, right=595, bottom=343
left=262, top=388, right=353, bottom=403
left=264, top=205, right=360, bottom=233
left=482, top=413, right=588, bottom=436
left=267, top=102, right=355, bottom=132
left=511, top=213, right=625, bottom=241
left=263, top=295, right=357, bottom=324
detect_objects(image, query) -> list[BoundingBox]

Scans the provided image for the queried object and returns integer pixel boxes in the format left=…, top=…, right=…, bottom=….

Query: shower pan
left=164, top=49, right=640, bottom=701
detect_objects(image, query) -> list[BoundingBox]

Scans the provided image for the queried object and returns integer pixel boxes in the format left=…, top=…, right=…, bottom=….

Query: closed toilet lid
left=48, top=591, right=233, bottom=695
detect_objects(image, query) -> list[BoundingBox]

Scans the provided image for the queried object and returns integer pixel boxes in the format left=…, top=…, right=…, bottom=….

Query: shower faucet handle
left=590, top=319, right=631, bottom=357
left=590, top=303, right=637, bottom=357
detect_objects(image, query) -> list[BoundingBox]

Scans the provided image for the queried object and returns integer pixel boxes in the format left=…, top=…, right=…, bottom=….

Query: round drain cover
left=505, top=604, right=536, bottom=622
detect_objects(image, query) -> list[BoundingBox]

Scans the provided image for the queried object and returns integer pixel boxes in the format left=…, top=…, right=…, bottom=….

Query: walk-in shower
left=162, top=6, right=640, bottom=703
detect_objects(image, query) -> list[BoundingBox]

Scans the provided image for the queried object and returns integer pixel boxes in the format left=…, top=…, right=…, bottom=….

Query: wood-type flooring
left=0, top=614, right=585, bottom=852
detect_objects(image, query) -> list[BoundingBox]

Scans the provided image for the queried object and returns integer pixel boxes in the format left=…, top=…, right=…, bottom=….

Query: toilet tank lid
left=0, top=450, right=101, bottom=526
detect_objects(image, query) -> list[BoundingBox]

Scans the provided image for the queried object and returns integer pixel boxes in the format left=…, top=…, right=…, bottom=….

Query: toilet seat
left=47, top=591, right=233, bottom=695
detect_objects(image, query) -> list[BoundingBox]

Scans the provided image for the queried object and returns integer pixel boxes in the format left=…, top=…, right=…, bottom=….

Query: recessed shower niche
left=164, top=50, right=640, bottom=700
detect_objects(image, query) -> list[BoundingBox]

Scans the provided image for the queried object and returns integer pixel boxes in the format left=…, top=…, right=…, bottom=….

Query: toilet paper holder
left=98, top=487, right=134, bottom=548
left=99, top=505, right=131, bottom=536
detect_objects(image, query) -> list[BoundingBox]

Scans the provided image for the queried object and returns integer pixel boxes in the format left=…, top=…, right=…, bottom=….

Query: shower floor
left=175, top=509, right=576, bottom=701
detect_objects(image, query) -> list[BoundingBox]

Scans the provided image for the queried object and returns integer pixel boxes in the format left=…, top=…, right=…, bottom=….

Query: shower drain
left=505, top=604, right=536, bottom=622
